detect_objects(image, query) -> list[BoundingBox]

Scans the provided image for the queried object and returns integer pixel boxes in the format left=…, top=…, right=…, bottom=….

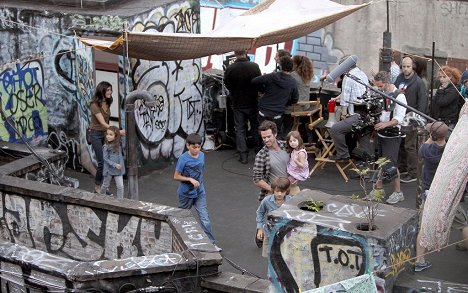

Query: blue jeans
left=101, top=175, right=124, bottom=199
left=90, top=130, right=105, bottom=185
left=178, top=193, right=216, bottom=243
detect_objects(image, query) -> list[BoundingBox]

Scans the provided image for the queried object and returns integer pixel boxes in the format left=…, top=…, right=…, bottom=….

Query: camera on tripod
left=351, top=90, right=384, bottom=136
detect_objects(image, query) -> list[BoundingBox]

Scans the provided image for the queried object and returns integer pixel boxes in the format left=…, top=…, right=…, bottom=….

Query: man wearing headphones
left=394, top=56, right=428, bottom=183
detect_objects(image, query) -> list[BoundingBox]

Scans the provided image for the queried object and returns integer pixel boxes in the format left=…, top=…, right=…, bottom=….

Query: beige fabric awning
left=80, top=0, right=371, bottom=61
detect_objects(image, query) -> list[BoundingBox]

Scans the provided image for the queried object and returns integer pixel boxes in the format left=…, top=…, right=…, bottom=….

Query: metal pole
left=122, top=24, right=134, bottom=199
left=429, top=42, right=436, bottom=116
left=380, top=0, right=392, bottom=72
left=125, top=91, right=155, bottom=200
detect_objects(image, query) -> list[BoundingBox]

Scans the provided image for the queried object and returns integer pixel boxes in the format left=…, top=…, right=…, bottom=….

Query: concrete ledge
left=201, top=272, right=269, bottom=293
left=393, top=273, right=468, bottom=292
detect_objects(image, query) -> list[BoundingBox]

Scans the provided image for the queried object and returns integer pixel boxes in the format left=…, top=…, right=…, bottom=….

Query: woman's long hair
left=292, top=55, right=314, bottom=83
left=105, top=126, right=121, bottom=152
left=440, top=66, right=461, bottom=85
left=90, top=81, right=113, bottom=108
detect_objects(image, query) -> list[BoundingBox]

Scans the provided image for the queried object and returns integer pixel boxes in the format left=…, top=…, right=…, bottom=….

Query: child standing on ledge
left=173, top=133, right=221, bottom=252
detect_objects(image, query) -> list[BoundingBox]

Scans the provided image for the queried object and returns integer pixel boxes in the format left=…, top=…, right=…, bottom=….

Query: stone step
left=201, top=272, right=269, bottom=293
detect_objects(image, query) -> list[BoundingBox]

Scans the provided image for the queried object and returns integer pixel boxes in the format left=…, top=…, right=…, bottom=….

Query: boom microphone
left=326, top=55, right=359, bottom=83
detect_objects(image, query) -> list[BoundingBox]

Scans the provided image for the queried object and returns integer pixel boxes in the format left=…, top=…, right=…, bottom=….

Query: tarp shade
left=80, top=0, right=371, bottom=61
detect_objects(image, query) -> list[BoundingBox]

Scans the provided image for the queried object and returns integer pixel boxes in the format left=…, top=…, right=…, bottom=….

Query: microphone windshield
left=326, top=55, right=359, bottom=83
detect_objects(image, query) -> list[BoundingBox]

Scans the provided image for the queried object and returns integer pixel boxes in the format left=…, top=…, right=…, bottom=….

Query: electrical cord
left=219, top=151, right=363, bottom=193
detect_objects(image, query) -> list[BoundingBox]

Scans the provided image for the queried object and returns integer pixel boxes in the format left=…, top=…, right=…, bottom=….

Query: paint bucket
left=202, top=135, right=215, bottom=151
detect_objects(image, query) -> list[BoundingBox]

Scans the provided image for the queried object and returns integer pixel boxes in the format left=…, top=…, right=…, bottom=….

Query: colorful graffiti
left=268, top=219, right=370, bottom=293
left=266, top=195, right=417, bottom=293
left=123, top=1, right=204, bottom=162
left=0, top=62, right=48, bottom=145
left=0, top=7, right=95, bottom=173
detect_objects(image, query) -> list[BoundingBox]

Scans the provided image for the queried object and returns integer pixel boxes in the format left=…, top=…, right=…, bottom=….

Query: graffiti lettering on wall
left=0, top=246, right=184, bottom=291
left=71, top=14, right=127, bottom=32
left=266, top=213, right=416, bottom=292
left=123, top=2, right=203, bottom=161
left=268, top=219, right=370, bottom=293
left=24, top=156, right=67, bottom=185
left=1, top=7, right=95, bottom=173
left=0, top=192, right=172, bottom=261
left=440, top=1, right=468, bottom=17
left=0, top=62, right=48, bottom=145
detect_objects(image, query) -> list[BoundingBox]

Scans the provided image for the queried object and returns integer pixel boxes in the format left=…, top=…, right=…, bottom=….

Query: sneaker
left=386, top=191, right=404, bottom=204
left=105, top=189, right=113, bottom=196
left=367, top=188, right=386, bottom=200
left=415, top=260, right=432, bottom=272
left=213, top=244, right=222, bottom=252
left=400, top=174, right=417, bottom=183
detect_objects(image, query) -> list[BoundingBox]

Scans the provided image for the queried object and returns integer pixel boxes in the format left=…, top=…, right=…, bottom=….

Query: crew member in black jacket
left=224, top=50, right=262, bottom=164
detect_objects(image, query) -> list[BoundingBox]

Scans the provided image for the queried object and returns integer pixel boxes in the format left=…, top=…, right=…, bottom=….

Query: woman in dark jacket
left=431, top=66, right=461, bottom=131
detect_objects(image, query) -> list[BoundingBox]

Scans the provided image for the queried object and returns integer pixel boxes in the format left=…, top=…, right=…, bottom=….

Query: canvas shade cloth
left=80, top=0, right=370, bottom=61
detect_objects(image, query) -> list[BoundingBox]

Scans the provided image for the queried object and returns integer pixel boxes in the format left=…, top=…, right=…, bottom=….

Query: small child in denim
left=101, top=126, right=125, bottom=199
left=256, top=177, right=292, bottom=257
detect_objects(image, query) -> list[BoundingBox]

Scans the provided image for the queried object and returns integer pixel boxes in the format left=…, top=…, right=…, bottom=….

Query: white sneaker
left=386, top=191, right=404, bottom=204
left=213, top=244, right=222, bottom=252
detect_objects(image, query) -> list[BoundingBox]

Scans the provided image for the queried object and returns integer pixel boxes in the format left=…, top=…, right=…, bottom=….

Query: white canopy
left=80, top=0, right=371, bottom=61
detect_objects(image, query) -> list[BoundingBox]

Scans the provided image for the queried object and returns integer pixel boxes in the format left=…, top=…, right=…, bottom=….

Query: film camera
left=351, top=91, right=385, bottom=136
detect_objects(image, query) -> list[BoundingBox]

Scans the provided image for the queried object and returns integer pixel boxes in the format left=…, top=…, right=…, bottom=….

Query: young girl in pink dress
left=286, top=131, right=309, bottom=184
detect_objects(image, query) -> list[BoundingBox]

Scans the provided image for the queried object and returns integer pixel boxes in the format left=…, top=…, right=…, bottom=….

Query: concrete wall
left=0, top=8, right=96, bottom=175
left=0, top=0, right=207, bottom=175
left=121, top=1, right=205, bottom=165
left=0, top=141, right=222, bottom=292
left=266, top=190, right=418, bottom=293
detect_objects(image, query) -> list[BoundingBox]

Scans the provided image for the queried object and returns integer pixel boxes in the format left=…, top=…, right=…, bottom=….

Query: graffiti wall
left=121, top=1, right=204, bottom=164
left=0, top=191, right=173, bottom=261
left=266, top=191, right=418, bottom=293
left=0, top=7, right=96, bottom=174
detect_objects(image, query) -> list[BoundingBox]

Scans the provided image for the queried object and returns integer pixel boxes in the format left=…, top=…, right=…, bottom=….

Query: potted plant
left=350, top=157, right=390, bottom=231
left=299, top=199, right=325, bottom=212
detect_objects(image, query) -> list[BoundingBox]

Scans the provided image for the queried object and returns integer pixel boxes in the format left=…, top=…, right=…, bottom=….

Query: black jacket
left=252, top=72, right=298, bottom=115
left=394, top=73, right=427, bottom=114
left=224, top=57, right=261, bottom=109
left=431, top=83, right=460, bottom=124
